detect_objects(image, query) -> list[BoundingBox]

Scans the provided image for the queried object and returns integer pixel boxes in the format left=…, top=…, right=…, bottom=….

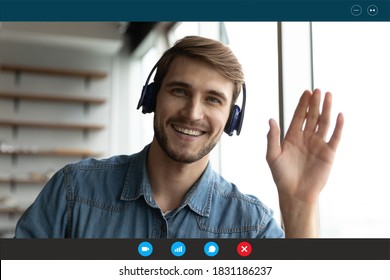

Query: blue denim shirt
left=15, top=145, right=285, bottom=238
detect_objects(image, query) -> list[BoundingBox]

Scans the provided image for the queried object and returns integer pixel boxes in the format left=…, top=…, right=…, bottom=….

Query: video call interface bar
left=0, top=1, right=389, bottom=21
left=1, top=239, right=389, bottom=260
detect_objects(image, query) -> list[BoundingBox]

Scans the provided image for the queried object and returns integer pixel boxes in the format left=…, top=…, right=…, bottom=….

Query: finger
left=287, top=90, right=312, bottom=134
left=266, top=118, right=281, bottom=163
left=316, top=91, right=332, bottom=139
left=304, top=88, right=321, bottom=132
left=328, top=113, right=344, bottom=150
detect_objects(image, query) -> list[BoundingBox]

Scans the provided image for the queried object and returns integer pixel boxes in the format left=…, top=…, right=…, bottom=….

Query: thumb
left=266, top=118, right=281, bottom=163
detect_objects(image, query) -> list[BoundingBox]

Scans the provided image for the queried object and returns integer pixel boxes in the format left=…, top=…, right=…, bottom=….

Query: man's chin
left=165, top=150, right=204, bottom=164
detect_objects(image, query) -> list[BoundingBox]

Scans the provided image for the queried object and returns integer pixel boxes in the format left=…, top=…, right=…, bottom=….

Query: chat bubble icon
left=204, top=242, right=219, bottom=257
left=208, top=245, right=216, bottom=253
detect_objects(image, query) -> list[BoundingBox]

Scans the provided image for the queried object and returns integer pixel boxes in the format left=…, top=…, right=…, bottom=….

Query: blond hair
left=154, top=36, right=244, bottom=104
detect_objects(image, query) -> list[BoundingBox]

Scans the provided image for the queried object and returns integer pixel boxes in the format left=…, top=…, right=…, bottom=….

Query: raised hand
left=266, top=89, right=344, bottom=237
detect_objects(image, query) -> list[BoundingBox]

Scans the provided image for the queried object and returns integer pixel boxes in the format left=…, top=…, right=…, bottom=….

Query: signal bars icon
left=171, top=241, right=186, bottom=257
left=174, top=246, right=184, bottom=253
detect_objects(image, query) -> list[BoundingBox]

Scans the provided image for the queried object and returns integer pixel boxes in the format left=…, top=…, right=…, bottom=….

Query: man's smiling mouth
left=172, top=125, right=205, bottom=137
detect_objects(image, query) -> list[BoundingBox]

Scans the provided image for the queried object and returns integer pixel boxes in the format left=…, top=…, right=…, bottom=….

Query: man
left=15, top=36, right=344, bottom=238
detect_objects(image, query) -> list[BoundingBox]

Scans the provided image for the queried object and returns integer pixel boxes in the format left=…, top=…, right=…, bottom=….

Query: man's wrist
left=279, top=195, right=320, bottom=238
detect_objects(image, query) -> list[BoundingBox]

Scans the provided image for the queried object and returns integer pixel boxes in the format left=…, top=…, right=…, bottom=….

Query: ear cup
left=137, top=62, right=159, bottom=114
left=224, top=105, right=242, bottom=136
left=137, top=82, right=156, bottom=114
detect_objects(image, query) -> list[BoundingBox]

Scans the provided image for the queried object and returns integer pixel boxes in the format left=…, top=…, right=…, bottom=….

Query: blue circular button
left=367, top=5, right=378, bottom=16
left=204, top=241, right=219, bottom=257
left=138, top=241, right=153, bottom=257
left=171, top=241, right=186, bottom=257
left=351, top=5, right=362, bottom=16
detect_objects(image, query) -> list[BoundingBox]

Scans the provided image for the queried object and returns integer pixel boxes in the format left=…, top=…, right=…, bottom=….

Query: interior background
left=0, top=22, right=389, bottom=238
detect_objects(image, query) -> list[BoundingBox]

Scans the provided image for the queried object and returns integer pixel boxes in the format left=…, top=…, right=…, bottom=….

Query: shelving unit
left=0, top=91, right=106, bottom=105
left=0, top=208, right=25, bottom=215
left=0, top=120, right=105, bottom=131
left=0, top=176, right=49, bottom=191
left=0, top=64, right=107, bottom=79
left=0, top=119, right=105, bottom=140
left=0, top=61, right=110, bottom=229
left=0, top=148, right=102, bottom=158
left=0, top=177, right=47, bottom=185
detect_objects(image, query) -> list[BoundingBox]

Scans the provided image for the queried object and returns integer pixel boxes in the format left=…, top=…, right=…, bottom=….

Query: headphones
left=137, top=62, right=246, bottom=136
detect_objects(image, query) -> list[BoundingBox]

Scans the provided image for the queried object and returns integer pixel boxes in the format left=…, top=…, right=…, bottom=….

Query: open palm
left=266, top=89, right=344, bottom=204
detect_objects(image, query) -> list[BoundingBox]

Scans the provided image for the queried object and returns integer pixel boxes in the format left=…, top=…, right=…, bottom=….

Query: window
left=311, top=22, right=390, bottom=237
left=279, top=22, right=390, bottom=237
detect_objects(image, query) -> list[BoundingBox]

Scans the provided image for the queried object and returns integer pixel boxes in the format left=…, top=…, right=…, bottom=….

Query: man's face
left=154, top=56, right=233, bottom=163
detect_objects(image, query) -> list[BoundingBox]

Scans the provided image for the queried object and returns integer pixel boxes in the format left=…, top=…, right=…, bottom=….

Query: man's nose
left=180, top=96, right=204, bottom=121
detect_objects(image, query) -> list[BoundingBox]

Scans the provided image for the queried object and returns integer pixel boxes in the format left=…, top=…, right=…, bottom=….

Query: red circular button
left=237, top=241, right=252, bottom=257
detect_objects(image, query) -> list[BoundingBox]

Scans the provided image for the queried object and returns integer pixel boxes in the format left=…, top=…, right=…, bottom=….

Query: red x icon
left=237, top=241, right=252, bottom=257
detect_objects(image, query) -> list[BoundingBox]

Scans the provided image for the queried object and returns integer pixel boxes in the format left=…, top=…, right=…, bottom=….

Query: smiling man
left=15, top=36, right=343, bottom=238
left=148, top=56, right=234, bottom=214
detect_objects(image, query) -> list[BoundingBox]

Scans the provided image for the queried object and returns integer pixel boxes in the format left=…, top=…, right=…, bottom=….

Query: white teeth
left=175, top=126, right=203, bottom=136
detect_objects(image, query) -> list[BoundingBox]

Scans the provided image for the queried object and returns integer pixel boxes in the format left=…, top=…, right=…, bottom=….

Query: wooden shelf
left=0, top=63, right=109, bottom=219
left=0, top=207, right=24, bottom=215
left=0, top=91, right=106, bottom=105
left=0, top=148, right=102, bottom=158
left=0, top=120, right=105, bottom=131
left=0, top=177, right=47, bottom=185
left=0, top=64, right=107, bottom=79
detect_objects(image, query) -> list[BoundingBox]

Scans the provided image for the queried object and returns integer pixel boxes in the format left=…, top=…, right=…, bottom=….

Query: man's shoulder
left=211, top=171, right=272, bottom=214
left=64, top=154, right=134, bottom=171
left=63, top=147, right=147, bottom=173
left=193, top=170, right=281, bottom=238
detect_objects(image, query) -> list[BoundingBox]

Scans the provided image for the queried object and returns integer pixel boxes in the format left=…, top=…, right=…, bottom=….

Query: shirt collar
left=181, top=163, right=213, bottom=217
left=120, top=144, right=213, bottom=217
left=120, top=145, right=154, bottom=205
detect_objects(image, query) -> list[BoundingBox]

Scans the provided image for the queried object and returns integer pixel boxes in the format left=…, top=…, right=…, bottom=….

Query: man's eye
left=207, top=96, right=222, bottom=104
left=173, top=88, right=186, bottom=95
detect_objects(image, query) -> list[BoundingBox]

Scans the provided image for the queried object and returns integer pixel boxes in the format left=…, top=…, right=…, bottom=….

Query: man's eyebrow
left=165, top=81, right=192, bottom=88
